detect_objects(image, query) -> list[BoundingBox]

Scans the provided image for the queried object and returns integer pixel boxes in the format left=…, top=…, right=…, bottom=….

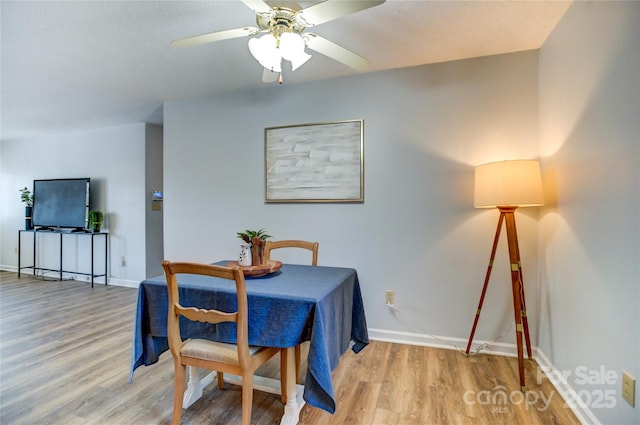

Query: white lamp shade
left=474, top=160, right=544, bottom=208
left=248, top=34, right=282, bottom=73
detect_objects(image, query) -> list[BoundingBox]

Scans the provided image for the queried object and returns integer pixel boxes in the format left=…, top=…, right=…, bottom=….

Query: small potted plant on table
left=19, top=187, right=34, bottom=230
left=88, top=210, right=104, bottom=232
left=236, top=228, right=271, bottom=266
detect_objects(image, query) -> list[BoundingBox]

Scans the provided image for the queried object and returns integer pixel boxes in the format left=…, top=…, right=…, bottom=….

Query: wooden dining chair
left=162, top=260, right=283, bottom=425
left=265, top=239, right=319, bottom=266
left=264, top=239, right=319, bottom=392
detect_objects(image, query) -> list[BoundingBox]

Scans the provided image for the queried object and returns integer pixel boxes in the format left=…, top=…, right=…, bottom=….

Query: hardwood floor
left=0, top=271, right=579, bottom=425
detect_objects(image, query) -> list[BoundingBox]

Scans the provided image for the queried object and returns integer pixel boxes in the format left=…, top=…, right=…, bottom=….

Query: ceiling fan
left=171, top=0, right=385, bottom=83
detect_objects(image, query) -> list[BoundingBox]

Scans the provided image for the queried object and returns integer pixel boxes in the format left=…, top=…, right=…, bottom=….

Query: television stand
left=17, top=229, right=108, bottom=287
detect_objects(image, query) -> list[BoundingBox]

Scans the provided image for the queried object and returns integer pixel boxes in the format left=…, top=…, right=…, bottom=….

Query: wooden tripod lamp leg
left=510, top=215, right=533, bottom=360
left=519, top=282, right=533, bottom=360
left=466, top=212, right=505, bottom=355
left=503, top=207, right=527, bottom=390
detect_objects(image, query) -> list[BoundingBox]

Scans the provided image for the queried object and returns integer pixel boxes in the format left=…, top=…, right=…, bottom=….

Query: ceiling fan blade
left=171, top=27, right=259, bottom=48
left=296, top=0, right=385, bottom=26
left=240, top=0, right=273, bottom=15
left=262, top=68, right=280, bottom=83
left=304, top=33, right=370, bottom=71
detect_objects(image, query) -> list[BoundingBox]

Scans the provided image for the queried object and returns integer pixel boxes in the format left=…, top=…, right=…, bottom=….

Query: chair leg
left=216, top=371, right=224, bottom=389
left=241, top=373, right=254, bottom=425
left=280, top=349, right=288, bottom=404
left=172, top=363, right=186, bottom=425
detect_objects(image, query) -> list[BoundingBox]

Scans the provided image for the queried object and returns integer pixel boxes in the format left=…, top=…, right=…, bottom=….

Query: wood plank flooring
left=0, top=271, right=580, bottom=425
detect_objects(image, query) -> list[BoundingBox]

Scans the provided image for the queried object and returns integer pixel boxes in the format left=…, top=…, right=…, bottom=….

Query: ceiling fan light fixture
left=248, top=34, right=282, bottom=72
left=172, top=0, right=385, bottom=82
left=279, top=32, right=311, bottom=71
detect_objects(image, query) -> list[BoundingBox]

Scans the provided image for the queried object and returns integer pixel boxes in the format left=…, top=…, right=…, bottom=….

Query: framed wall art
left=264, top=119, right=364, bottom=203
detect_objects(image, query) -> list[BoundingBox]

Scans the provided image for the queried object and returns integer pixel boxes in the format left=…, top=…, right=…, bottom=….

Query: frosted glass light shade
left=289, top=51, right=311, bottom=71
left=248, top=34, right=282, bottom=73
left=474, top=160, right=544, bottom=208
left=249, top=32, right=311, bottom=74
left=279, top=33, right=304, bottom=60
left=279, top=33, right=311, bottom=71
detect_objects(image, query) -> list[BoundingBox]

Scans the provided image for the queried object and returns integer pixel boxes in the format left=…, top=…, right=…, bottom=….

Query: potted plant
left=236, top=228, right=271, bottom=266
left=88, top=210, right=104, bottom=232
left=19, top=187, right=34, bottom=230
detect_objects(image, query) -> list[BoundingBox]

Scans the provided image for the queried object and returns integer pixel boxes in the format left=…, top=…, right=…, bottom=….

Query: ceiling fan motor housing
left=256, top=7, right=305, bottom=39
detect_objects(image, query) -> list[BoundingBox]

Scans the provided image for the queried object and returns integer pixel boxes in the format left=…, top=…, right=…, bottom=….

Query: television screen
left=32, top=178, right=90, bottom=230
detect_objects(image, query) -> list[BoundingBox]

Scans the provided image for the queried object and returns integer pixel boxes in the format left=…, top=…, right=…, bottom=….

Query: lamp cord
left=386, top=305, right=515, bottom=357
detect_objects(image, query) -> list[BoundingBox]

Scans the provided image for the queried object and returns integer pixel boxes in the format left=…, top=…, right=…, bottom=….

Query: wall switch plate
left=622, top=370, right=636, bottom=407
left=385, top=290, right=394, bottom=306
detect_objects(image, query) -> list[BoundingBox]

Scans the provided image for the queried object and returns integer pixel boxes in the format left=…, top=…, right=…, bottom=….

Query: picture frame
left=264, top=119, right=364, bottom=203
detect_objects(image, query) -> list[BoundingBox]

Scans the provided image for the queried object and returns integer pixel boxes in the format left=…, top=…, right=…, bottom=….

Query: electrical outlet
left=622, top=370, right=636, bottom=407
left=385, top=290, right=394, bottom=306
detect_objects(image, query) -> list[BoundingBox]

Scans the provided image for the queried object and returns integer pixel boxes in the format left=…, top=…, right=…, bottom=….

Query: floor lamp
left=465, top=160, right=544, bottom=391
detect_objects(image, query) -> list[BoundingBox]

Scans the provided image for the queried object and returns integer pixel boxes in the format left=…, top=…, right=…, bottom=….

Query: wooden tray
left=225, top=260, right=282, bottom=277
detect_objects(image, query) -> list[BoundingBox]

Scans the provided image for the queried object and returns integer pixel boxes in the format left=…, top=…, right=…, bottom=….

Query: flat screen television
left=32, top=178, right=90, bottom=230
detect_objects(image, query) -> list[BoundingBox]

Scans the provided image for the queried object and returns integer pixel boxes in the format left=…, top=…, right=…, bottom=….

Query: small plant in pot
left=20, top=187, right=34, bottom=207
left=236, top=228, right=271, bottom=266
left=19, top=187, right=34, bottom=230
left=88, top=210, right=104, bottom=232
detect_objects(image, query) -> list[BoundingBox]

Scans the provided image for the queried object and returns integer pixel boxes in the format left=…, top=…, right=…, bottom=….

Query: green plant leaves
left=236, top=228, right=271, bottom=244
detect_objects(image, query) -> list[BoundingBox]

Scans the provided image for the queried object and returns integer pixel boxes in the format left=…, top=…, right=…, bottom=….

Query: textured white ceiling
left=0, top=0, right=571, bottom=141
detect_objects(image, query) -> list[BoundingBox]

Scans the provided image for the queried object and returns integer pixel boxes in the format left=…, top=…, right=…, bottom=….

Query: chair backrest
left=162, top=260, right=251, bottom=365
left=264, top=240, right=319, bottom=266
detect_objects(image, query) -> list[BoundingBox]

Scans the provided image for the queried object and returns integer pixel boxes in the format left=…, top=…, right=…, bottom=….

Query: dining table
left=129, top=261, right=369, bottom=424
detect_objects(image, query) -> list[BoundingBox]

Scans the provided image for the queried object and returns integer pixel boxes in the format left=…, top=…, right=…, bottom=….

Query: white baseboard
left=104, top=278, right=140, bottom=288
left=368, top=327, right=525, bottom=358
left=368, top=328, right=598, bottom=425
left=1, top=265, right=140, bottom=288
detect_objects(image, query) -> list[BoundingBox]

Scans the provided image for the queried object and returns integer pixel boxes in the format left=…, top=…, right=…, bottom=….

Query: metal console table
left=18, top=229, right=108, bottom=287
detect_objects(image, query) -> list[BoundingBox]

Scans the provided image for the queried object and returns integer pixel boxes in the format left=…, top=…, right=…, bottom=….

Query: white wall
left=163, top=51, right=541, bottom=344
left=0, top=123, right=152, bottom=285
left=538, top=2, right=640, bottom=424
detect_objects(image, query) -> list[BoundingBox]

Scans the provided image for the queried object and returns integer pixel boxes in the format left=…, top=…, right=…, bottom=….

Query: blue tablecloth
left=129, top=263, right=369, bottom=414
